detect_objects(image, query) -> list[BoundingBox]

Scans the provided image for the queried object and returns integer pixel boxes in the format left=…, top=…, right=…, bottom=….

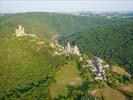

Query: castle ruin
left=64, top=42, right=80, bottom=56
left=15, top=25, right=36, bottom=37
left=15, top=25, right=26, bottom=36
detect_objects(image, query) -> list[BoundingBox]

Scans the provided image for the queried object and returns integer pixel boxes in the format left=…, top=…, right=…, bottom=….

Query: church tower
left=73, top=45, right=80, bottom=55
left=66, top=42, right=71, bottom=53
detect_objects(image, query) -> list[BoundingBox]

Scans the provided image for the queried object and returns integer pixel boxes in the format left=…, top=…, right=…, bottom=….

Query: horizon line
left=1, top=10, right=133, bottom=14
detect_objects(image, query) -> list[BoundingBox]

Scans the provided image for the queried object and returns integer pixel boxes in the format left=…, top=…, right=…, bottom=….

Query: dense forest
left=77, top=24, right=133, bottom=76
left=0, top=36, right=67, bottom=99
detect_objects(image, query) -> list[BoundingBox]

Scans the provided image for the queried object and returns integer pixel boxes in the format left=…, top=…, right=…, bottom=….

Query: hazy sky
left=1, top=0, right=133, bottom=13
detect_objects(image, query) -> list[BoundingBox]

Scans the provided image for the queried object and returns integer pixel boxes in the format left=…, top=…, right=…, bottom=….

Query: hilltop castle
left=15, top=25, right=36, bottom=37
left=15, top=25, right=26, bottom=36
left=64, top=42, right=80, bottom=56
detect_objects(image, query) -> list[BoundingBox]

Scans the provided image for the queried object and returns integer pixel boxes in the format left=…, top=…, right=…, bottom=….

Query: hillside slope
left=0, top=36, right=66, bottom=99
left=76, top=24, right=133, bottom=76
left=1, top=12, right=133, bottom=37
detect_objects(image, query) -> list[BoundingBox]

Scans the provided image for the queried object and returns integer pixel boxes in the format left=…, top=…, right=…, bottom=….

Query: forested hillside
left=0, top=12, right=133, bottom=37
left=59, top=22, right=133, bottom=76
left=0, top=36, right=66, bottom=99
left=76, top=24, right=133, bottom=76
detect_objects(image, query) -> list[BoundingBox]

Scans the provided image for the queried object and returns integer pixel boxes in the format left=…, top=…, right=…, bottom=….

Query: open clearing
left=120, top=84, right=133, bottom=93
left=118, top=84, right=133, bottom=97
left=91, top=87, right=127, bottom=100
left=111, top=65, right=130, bottom=76
left=50, top=61, right=82, bottom=99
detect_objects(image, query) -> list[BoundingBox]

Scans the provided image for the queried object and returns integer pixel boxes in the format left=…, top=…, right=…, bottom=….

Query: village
left=14, top=25, right=110, bottom=81
left=80, top=56, right=110, bottom=80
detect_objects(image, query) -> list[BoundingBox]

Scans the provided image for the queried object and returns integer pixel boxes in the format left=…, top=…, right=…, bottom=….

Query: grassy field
left=119, top=84, right=133, bottom=93
left=111, top=65, right=130, bottom=76
left=91, top=87, right=127, bottom=100
left=118, top=84, right=133, bottom=97
left=50, top=61, right=82, bottom=99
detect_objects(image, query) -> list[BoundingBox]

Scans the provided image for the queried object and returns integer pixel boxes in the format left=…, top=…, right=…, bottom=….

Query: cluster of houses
left=50, top=42, right=65, bottom=55
left=82, top=57, right=110, bottom=80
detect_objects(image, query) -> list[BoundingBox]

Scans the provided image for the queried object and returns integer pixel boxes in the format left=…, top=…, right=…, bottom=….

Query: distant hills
left=79, top=11, right=133, bottom=17
left=1, top=12, right=133, bottom=37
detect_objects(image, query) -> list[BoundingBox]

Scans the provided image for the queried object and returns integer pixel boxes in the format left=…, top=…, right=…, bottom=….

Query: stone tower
left=66, top=42, right=71, bottom=53
left=65, top=42, right=80, bottom=55
left=73, top=45, right=80, bottom=55
left=15, top=25, right=25, bottom=36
